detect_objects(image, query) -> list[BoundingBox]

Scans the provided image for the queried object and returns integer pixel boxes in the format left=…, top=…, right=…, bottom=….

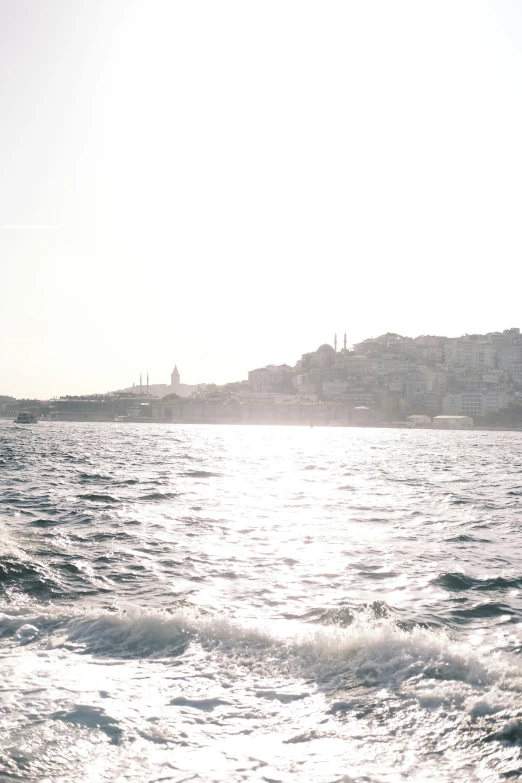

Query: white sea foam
left=0, top=601, right=510, bottom=695
left=14, top=623, right=39, bottom=643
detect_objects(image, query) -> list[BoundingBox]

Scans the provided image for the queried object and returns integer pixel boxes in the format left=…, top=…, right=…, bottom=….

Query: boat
left=14, top=411, right=38, bottom=424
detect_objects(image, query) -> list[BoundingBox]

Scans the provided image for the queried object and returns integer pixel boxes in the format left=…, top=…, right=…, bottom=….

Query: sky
left=1, top=0, right=522, bottom=398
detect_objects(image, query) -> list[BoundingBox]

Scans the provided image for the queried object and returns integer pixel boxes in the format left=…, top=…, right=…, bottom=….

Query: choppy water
left=1, top=422, right=522, bottom=782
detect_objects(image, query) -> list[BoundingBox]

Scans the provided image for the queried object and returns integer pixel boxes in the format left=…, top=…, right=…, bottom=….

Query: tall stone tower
left=171, top=365, right=180, bottom=391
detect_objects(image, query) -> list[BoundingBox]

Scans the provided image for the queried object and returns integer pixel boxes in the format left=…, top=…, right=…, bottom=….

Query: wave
left=446, top=534, right=491, bottom=543
left=169, top=696, right=231, bottom=711
left=451, top=602, right=516, bottom=620
left=0, top=603, right=506, bottom=695
left=0, top=526, right=62, bottom=599
left=179, top=470, right=221, bottom=478
left=26, top=517, right=65, bottom=528
left=434, top=572, right=522, bottom=592
left=0, top=558, right=59, bottom=600
left=51, top=705, right=122, bottom=743
left=0, top=527, right=112, bottom=600
left=0, top=553, right=105, bottom=601
left=138, top=492, right=180, bottom=501
left=78, top=493, right=119, bottom=503
left=303, top=600, right=395, bottom=627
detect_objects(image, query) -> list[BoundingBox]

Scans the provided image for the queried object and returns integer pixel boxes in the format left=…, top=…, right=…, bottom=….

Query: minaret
left=334, top=333, right=338, bottom=352
left=344, top=332, right=347, bottom=351
left=140, top=372, right=142, bottom=395
left=146, top=371, right=149, bottom=396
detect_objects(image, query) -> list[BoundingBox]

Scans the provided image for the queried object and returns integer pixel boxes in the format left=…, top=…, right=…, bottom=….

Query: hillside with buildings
left=247, top=328, right=522, bottom=419
left=2, top=328, right=522, bottom=428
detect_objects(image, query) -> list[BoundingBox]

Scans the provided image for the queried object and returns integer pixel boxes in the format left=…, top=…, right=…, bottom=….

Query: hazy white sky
left=1, top=0, right=522, bottom=398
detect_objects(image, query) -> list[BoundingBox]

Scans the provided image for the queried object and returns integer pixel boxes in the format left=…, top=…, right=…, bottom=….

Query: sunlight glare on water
left=1, top=422, right=522, bottom=781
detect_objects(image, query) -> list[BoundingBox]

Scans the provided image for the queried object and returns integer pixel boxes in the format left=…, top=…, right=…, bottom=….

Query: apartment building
left=248, top=364, right=293, bottom=393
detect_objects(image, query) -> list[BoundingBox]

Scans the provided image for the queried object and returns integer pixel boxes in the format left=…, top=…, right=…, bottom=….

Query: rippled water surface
left=1, top=421, right=522, bottom=782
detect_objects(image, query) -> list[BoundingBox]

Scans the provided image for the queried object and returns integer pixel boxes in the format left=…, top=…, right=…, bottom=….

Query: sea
left=1, top=421, right=522, bottom=783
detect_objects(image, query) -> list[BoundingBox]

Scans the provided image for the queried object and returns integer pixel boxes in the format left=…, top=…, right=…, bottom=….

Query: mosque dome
left=315, top=344, right=334, bottom=353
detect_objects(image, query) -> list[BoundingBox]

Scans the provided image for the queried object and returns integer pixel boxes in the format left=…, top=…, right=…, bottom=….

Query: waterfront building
left=407, top=415, right=432, bottom=427
left=151, top=398, right=386, bottom=427
left=433, top=415, right=473, bottom=429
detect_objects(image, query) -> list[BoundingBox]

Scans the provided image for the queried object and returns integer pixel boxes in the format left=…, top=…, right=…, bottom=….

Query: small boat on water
left=14, top=411, right=38, bottom=424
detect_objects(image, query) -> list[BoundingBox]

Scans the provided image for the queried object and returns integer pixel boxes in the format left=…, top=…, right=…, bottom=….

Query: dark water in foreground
left=1, top=422, right=522, bottom=782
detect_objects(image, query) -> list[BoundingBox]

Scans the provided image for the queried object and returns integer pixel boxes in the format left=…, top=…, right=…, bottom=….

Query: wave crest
left=0, top=603, right=504, bottom=695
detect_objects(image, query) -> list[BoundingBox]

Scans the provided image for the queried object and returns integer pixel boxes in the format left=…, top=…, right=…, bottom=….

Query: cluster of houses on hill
left=246, top=328, right=522, bottom=420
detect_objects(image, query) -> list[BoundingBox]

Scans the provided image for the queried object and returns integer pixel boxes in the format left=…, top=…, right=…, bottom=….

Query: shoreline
left=1, top=416, right=521, bottom=433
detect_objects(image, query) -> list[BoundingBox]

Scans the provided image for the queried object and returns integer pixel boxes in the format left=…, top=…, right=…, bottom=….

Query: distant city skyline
left=4, top=323, right=521, bottom=428
left=2, top=1, right=522, bottom=398
left=3, top=323, right=522, bottom=405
